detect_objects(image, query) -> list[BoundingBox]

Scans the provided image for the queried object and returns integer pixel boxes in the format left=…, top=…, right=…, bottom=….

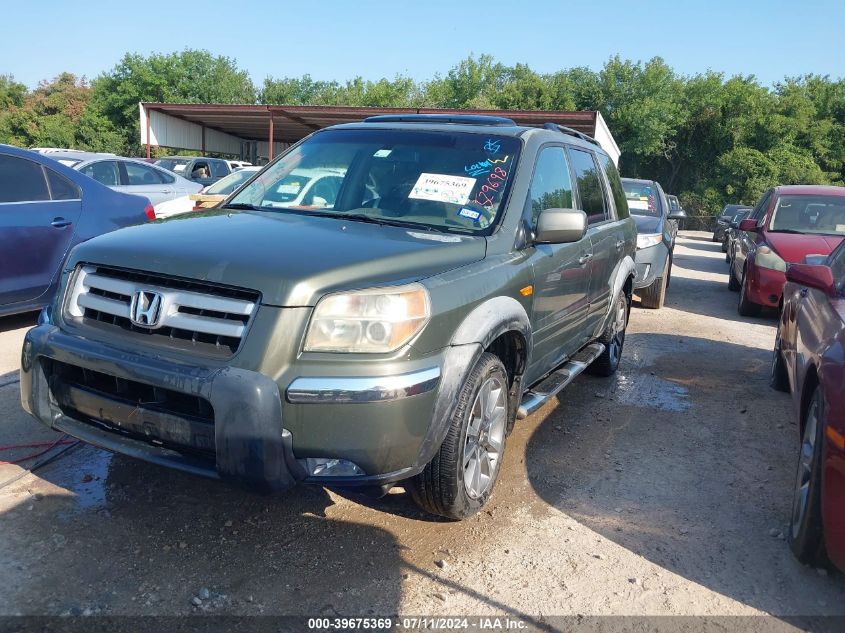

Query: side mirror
left=803, top=254, right=828, bottom=266
left=786, top=263, right=835, bottom=296
left=668, top=209, right=687, bottom=221
left=536, top=208, right=587, bottom=244
left=738, top=218, right=759, bottom=232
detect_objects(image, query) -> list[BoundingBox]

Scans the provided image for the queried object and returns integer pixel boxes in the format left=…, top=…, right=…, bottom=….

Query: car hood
left=632, top=215, right=663, bottom=234
left=68, top=210, right=487, bottom=306
left=766, top=232, right=844, bottom=263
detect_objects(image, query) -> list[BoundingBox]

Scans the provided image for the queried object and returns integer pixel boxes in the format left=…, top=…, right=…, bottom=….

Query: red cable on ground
left=0, top=436, right=76, bottom=465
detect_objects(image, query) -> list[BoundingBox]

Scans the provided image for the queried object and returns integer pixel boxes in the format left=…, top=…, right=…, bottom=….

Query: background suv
left=621, top=177, right=685, bottom=309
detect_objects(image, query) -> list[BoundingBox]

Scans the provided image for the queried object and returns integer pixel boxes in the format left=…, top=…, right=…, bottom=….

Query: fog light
left=305, top=458, right=365, bottom=477
left=21, top=339, right=33, bottom=373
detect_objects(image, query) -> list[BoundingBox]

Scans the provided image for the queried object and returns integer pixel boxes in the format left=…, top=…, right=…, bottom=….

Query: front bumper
left=633, top=242, right=669, bottom=289
left=21, top=325, right=463, bottom=491
left=744, top=265, right=785, bottom=308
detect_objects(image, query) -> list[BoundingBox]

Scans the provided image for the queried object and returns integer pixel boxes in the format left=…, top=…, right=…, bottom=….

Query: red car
left=729, top=185, right=845, bottom=316
left=772, top=241, right=845, bottom=570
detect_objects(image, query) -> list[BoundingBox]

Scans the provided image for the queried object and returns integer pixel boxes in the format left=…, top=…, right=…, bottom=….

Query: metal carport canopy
left=139, top=103, right=620, bottom=165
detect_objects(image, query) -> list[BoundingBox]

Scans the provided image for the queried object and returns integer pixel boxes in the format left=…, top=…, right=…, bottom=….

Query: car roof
left=326, top=119, right=607, bottom=156
left=621, top=177, right=661, bottom=186
left=157, top=156, right=226, bottom=162
left=38, top=150, right=116, bottom=162
left=774, top=184, right=845, bottom=197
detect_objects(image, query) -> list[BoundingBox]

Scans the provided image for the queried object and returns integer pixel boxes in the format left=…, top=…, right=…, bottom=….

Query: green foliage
left=3, top=52, right=843, bottom=214
left=91, top=49, right=256, bottom=154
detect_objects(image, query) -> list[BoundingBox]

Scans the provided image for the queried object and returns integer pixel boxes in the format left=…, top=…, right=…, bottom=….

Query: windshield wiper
left=222, top=202, right=266, bottom=211
left=317, top=212, right=436, bottom=231
left=768, top=229, right=806, bottom=234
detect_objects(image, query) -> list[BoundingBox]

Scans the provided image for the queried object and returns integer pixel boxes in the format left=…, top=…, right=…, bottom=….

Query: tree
left=91, top=49, right=256, bottom=153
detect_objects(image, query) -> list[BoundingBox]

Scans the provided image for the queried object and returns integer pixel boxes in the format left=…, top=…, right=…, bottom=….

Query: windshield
left=668, top=196, right=680, bottom=211
left=205, top=169, right=257, bottom=195
left=769, top=195, right=845, bottom=236
left=155, top=158, right=191, bottom=173
left=622, top=181, right=662, bottom=217
left=227, top=129, right=521, bottom=234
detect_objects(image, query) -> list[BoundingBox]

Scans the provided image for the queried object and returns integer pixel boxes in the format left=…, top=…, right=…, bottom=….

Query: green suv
left=21, top=115, right=636, bottom=519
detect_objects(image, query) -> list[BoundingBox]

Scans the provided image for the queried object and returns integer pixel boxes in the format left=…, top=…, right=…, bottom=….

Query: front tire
left=770, top=323, right=790, bottom=392
left=728, top=260, right=741, bottom=291
left=639, top=259, right=668, bottom=309
left=788, top=386, right=828, bottom=567
left=409, top=353, right=509, bottom=520
left=738, top=269, right=762, bottom=316
left=589, top=291, right=629, bottom=377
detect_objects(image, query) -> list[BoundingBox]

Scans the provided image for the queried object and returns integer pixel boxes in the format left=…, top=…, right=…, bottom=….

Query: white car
left=44, top=153, right=203, bottom=216
left=227, top=160, right=253, bottom=171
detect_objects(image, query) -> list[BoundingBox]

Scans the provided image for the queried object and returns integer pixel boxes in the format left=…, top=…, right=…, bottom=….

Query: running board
left=517, top=342, right=605, bottom=419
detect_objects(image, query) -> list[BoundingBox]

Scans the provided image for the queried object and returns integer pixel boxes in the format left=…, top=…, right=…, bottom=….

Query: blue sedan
left=0, top=145, right=154, bottom=317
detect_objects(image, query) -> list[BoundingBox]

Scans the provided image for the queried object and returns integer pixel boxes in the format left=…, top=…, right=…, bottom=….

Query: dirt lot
left=0, top=231, right=843, bottom=623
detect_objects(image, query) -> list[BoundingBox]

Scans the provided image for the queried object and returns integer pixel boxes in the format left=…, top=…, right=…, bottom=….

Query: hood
left=632, top=214, right=663, bottom=234
left=766, top=232, right=844, bottom=263
left=69, top=210, right=487, bottom=306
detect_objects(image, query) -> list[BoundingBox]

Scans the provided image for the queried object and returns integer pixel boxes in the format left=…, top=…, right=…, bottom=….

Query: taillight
left=192, top=205, right=203, bottom=211
left=144, top=204, right=156, bottom=221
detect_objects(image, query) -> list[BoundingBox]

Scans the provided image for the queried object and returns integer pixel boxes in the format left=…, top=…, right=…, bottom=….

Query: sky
left=2, top=0, right=844, bottom=89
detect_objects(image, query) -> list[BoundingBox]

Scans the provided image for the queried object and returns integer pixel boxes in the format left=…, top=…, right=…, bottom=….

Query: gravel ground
left=0, top=231, right=843, bottom=624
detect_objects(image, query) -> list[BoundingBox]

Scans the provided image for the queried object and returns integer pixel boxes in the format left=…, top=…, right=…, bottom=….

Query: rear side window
left=125, top=162, right=164, bottom=185
left=597, top=153, right=628, bottom=220
left=80, top=161, right=120, bottom=187
left=211, top=161, right=229, bottom=178
left=750, top=190, right=772, bottom=224
left=568, top=148, right=607, bottom=225
left=0, top=154, right=50, bottom=203
left=46, top=168, right=80, bottom=200
left=528, top=147, right=573, bottom=228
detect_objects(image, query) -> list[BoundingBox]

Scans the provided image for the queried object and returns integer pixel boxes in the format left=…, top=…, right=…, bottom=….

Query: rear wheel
left=738, top=269, right=762, bottom=316
left=639, top=258, right=668, bottom=309
left=788, top=385, right=829, bottom=567
left=409, top=353, right=509, bottom=520
left=589, top=291, right=629, bottom=377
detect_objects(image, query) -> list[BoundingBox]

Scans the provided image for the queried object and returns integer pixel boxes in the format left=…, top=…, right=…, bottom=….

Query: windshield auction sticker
left=409, top=173, right=476, bottom=205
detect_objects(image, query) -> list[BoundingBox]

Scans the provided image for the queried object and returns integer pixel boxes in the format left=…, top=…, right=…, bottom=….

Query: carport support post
left=268, top=116, right=274, bottom=161
left=145, top=109, right=151, bottom=159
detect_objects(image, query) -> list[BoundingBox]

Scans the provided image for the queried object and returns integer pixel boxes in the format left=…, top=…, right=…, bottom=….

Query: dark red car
left=772, top=241, right=845, bottom=570
left=730, top=185, right=845, bottom=316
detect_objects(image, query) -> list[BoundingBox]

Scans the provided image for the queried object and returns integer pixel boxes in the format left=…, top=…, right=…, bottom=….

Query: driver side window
left=528, top=147, right=573, bottom=229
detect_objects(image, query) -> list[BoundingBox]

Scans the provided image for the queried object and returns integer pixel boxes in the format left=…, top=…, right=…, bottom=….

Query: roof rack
left=364, top=114, right=517, bottom=127
left=542, top=123, right=601, bottom=147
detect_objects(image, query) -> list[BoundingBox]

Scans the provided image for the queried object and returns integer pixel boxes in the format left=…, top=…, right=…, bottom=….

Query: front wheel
left=639, top=259, right=668, bottom=309
left=770, top=323, right=790, bottom=392
left=788, top=386, right=828, bottom=566
left=738, top=269, right=762, bottom=317
left=589, top=291, right=629, bottom=377
left=409, top=353, right=510, bottom=520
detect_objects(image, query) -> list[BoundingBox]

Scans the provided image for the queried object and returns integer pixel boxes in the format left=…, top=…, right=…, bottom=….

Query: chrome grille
left=64, top=265, right=259, bottom=358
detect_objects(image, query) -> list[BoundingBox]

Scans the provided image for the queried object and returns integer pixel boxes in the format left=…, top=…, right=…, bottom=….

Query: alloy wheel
left=608, top=294, right=628, bottom=367
left=463, top=376, right=507, bottom=499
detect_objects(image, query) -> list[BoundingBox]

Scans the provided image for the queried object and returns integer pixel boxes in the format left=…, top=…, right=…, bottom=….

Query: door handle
left=162, top=189, right=173, bottom=194
left=615, top=239, right=625, bottom=251
left=578, top=253, right=593, bottom=266
left=51, top=217, right=72, bottom=228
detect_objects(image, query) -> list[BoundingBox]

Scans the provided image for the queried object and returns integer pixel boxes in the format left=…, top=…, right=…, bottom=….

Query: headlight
left=756, top=246, right=787, bottom=272
left=304, top=283, right=431, bottom=353
left=636, top=233, right=663, bottom=250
